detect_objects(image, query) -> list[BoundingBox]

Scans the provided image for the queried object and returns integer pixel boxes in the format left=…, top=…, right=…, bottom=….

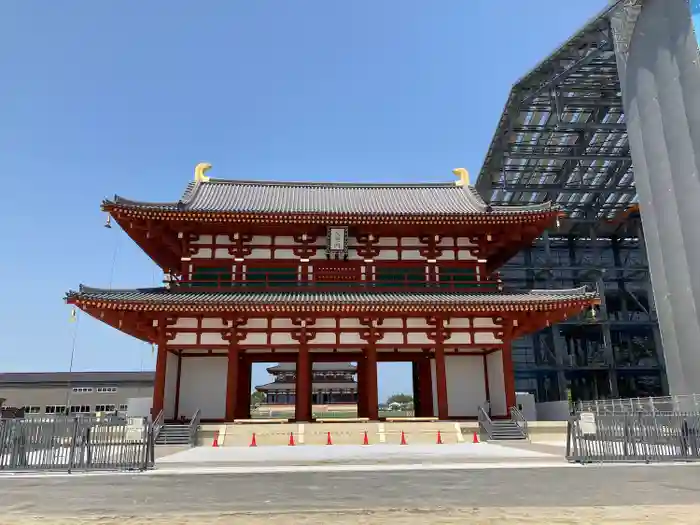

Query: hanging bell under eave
left=69, top=308, right=77, bottom=322
left=104, top=214, right=112, bottom=229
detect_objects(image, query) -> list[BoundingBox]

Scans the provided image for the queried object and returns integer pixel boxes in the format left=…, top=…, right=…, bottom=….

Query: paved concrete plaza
left=157, top=442, right=558, bottom=467
left=1, top=465, right=700, bottom=523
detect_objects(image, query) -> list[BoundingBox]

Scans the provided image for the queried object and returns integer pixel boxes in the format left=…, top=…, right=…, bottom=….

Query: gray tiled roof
left=108, top=179, right=556, bottom=215
left=66, top=285, right=597, bottom=307
left=267, top=363, right=357, bottom=372
left=255, top=382, right=358, bottom=392
left=0, top=371, right=154, bottom=387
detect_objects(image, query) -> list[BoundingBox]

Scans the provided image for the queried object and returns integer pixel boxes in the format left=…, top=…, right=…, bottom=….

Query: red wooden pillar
left=502, top=339, right=516, bottom=411
left=365, top=346, right=379, bottom=420
left=434, top=344, right=449, bottom=420
left=295, top=346, right=312, bottom=421
left=418, top=355, right=434, bottom=418
left=151, top=322, right=168, bottom=418
left=174, top=351, right=183, bottom=420
left=225, top=344, right=240, bottom=421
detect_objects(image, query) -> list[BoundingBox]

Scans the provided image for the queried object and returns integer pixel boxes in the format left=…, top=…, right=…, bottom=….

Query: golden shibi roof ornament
left=452, top=168, right=469, bottom=187
left=194, top=162, right=212, bottom=182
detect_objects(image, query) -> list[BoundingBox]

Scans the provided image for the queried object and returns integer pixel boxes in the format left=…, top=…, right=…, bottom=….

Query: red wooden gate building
left=66, top=165, right=598, bottom=422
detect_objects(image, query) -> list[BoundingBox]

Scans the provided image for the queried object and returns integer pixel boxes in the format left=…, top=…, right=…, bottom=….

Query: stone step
left=155, top=425, right=193, bottom=446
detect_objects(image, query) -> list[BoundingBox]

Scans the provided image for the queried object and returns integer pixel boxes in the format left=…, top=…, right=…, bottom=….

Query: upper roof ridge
left=102, top=165, right=558, bottom=217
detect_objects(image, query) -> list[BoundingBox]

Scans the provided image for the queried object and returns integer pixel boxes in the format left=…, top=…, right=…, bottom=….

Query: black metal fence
left=0, top=416, right=154, bottom=472
left=567, top=411, right=700, bottom=463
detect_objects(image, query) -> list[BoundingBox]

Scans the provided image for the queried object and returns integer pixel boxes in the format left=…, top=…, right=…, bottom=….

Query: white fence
left=576, top=395, right=700, bottom=415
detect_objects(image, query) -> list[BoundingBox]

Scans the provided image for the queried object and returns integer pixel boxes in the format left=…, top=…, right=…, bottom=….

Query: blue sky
left=0, top=0, right=608, bottom=401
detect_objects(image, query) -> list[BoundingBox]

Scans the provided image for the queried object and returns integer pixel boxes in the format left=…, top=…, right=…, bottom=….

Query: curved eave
left=104, top=204, right=561, bottom=226
left=65, top=289, right=599, bottom=316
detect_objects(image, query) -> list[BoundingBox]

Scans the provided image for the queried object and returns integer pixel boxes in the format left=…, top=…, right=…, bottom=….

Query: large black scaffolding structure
left=475, top=2, right=666, bottom=403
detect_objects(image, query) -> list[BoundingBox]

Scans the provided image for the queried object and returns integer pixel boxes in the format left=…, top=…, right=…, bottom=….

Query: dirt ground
left=6, top=506, right=700, bottom=524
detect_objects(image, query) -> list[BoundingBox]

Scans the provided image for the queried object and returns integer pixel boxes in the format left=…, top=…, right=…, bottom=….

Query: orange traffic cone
left=436, top=430, right=443, bottom=445
left=212, top=431, right=219, bottom=448
left=249, top=433, right=257, bottom=447
left=362, top=430, right=369, bottom=445
left=288, top=432, right=296, bottom=446
left=326, top=432, right=333, bottom=445
left=400, top=430, right=407, bottom=445
left=472, top=431, right=479, bottom=444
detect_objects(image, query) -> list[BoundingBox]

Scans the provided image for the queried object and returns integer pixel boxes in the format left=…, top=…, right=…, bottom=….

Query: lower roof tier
left=268, top=363, right=357, bottom=372
left=66, top=286, right=598, bottom=314
left=256, top=382, right=358, bottom=392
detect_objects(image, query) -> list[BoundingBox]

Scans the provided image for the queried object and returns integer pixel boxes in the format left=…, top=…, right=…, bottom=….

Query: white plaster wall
left=163, top=352, right=179, bottom=420
left=474, top=332, right=502, bottom=344
left=445, top=355, right=486, bottom=418
left=473, top=317, right=500, bottom=328
left=178, top=357, right=227, bottom=420
left=486, top=351, right=507, bottom=417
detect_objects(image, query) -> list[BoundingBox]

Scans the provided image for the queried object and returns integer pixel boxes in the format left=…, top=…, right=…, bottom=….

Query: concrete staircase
left=487, top=419, right=527, bottom=441
left=155, top=424, right=191, bottom=446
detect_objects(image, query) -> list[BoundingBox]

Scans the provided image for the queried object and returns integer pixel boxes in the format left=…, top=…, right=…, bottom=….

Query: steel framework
left=476, top=1, right=667, bottom=403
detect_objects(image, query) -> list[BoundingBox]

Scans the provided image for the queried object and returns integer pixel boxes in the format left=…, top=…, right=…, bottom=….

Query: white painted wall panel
left=311, top=333, right=336, bottom=345
left=251, top=235, right=271, bottom=245
left=273, top=249, right=296, bottom=259
left=339, top=333, right=363, bottom=345
left=191, top=235, right=213, bottom=245
left=249, top=248, right=272, bottom=259
left=447, top=318, right=470, bottom=328
left=243, top=318, right=270, bottom=328
left=400, top=249, right=421, bottom=259
left=179, top=357, right=227, bottom=420
left=445, top=355, right=486, bottom=418
left=173, top=318, right=198, bottom=329
left=374, top=250, right=399, bottom=260
left=444, top=332, right=471, bottom=344
left=456, top=250, right=477, bottom=261
left=170, top=333, right=197, bottom=345
left=214, top=248, right=234, bottom=259
left=406, top=333, right=431, bottom=345
left=381, top=333, right=404, bottom=345
left=201, top=318, right=229, bottom=329
left=163, top=352, right=179, bottom=420
left=473, top=332, right=502, bottom=344
left=270, top=333, right=294, bottom=345
left=200, top=332, right=226, bottom=345
left=486, top=351, right=507, bottom=417
left=473, top=318, right=499, bottom=328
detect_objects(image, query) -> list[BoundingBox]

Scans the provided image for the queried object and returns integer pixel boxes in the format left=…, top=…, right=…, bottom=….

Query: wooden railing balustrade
left=171, top=269, right=503, bottom=293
